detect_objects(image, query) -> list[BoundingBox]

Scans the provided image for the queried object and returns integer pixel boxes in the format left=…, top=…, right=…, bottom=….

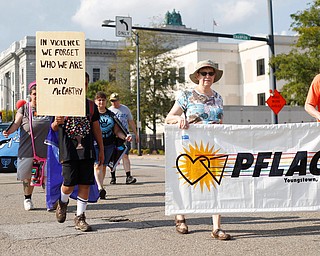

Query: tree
left=270, top=0, right=320, bottom=106
left=115, top=30, right=183, bottom=150
left=87, top=80, right=109, bottom=100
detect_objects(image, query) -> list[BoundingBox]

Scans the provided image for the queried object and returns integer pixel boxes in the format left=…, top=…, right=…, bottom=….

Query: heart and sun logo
left=175, top=141, right=228, bottom=192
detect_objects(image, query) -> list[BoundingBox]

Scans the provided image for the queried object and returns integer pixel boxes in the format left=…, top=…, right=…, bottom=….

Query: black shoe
left=126, top=176, right=137, bottom=184
left=99, top=189, right=106, bottom=199
left=110, top=178, right=116, bottom=184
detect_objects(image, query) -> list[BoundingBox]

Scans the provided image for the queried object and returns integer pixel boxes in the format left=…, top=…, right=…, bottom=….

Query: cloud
left=215, top=0, right=257, bottom=25
left=0, top=0, right=309, bottom=52
left=70, top=0, right=268, bottom=41
left=72, top=0, right=187, bottom=28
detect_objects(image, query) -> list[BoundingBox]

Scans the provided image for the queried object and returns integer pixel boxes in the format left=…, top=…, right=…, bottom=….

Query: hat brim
left=189, top=68, right=223, bottom=84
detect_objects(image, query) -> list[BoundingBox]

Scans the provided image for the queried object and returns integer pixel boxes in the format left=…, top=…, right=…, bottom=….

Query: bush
left=158, top=149, right=165, bottom=155
left=131, top=149, right=138, bottom=155
left=0, top=110, right=14, bottom=122
left=129, top=148, right=165, bottom=155
left=142, top=148, right=151, bottom=155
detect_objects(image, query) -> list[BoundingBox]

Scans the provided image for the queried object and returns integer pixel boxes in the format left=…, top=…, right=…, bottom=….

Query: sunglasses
left=199, top=71, right=215, bottom=77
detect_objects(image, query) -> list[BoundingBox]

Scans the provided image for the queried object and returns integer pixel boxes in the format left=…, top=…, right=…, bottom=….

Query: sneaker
left=24, top=199, right=34, bottom=211
left=126, top=176, right=137, bottom=184
left=110, top=178, right=116, bottom=184
left=56, top=200, right=69, bottom=223
left=99, top=189, right=106, bottom=199
left=74, top=213, right=92, bottom=232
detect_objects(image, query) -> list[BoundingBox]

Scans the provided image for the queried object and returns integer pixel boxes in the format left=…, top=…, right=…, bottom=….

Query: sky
left=0, top=0, right=312, bottom=53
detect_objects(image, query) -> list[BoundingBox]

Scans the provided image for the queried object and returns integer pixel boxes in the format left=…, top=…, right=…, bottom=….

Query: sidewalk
left=0, top=155, right=319, bottom=256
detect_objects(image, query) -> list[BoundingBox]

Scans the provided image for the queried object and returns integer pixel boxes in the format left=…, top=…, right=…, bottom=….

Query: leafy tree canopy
left=270, top=0, right=320, bottom=106
left=114, top=30, right=183, bottom=135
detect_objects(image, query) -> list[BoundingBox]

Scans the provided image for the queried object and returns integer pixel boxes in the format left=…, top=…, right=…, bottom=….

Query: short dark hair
left=95, top=91, right=107, bottom=99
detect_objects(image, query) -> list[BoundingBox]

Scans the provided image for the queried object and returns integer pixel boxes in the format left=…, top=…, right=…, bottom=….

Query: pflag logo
left=176, top=141, right=228, bottom=191
left=175, top=141, right=320, bottom=191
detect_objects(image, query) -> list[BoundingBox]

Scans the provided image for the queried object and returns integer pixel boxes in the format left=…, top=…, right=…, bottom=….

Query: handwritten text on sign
left=36, top=32, right=86, bottom=116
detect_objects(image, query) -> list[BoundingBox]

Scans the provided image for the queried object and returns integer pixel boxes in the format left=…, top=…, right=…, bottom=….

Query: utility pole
left=267, top=0, right=278, bottom=124
left=133, top=31, right=142, bottom=156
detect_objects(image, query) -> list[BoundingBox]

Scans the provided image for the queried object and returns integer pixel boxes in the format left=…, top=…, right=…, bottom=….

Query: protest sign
left=36, top=31, right=86, bottom=116
left=165, top=123, right=320, bottom=215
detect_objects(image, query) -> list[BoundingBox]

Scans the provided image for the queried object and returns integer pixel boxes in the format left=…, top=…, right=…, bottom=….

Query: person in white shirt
left=108, top=93, right=139, bottom=184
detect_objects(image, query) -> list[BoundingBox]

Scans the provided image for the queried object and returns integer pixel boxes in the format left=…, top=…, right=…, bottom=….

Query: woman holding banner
left=165, top=60, right=231, bottom=240
left=3, top=81, right=51, bottom=211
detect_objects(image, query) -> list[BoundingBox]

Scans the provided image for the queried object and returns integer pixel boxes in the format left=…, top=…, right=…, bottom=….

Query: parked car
left=0, top=122, right=19, bottom=173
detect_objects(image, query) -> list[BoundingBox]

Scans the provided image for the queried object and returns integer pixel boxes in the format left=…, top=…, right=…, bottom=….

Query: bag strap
left=89, top=99, right=94, bottom=121
left=28, top=102, right=37, bottom=158
left=108, top=109, right=128, bottom=135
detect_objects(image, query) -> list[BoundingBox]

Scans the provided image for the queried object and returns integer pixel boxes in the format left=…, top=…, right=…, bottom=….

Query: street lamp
left=102, top=20, right=115, bottom=26
left=102, top=19, right=142, bottom=156
left=132, top=31, right=142, bottom=156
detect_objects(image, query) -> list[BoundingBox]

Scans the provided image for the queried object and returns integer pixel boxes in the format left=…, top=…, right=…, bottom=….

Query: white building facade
left=170, top=35, right=298, bottom=106
left=0, top=34, right=313, bottom=124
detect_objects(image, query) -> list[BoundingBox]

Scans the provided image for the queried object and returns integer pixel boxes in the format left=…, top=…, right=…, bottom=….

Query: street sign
left=266, top=89, right=286, bottom=115
left=233, top=33, right=251, bottom=40
left=115, top=16, right=132, bottom=38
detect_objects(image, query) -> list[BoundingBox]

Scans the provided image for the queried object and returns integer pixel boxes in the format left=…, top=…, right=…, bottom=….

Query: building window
left=256, top=59, right=265, bottom=76
left=178, top=67, right=185, bottom=83
left=109, top=68, right=116, bottom=82
left=92, top=68, right=100, bottom=82
left=257, top=93, right=265, bottom=106
left=21, top=68, right=24, bottom=84
left=169, top=67, right=176, bottom=85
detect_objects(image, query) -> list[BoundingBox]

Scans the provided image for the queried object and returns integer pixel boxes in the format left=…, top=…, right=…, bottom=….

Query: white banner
left=165, top=123, right=320, bottom=215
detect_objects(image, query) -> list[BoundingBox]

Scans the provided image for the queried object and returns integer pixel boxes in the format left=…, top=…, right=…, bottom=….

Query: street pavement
left=0, top=154, right=319, bottom=256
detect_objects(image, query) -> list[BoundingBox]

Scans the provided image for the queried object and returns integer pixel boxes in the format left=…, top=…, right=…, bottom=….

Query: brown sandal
left=175, top=217, right=188, bottom=234
left=211, top=229, right=231, bottom=240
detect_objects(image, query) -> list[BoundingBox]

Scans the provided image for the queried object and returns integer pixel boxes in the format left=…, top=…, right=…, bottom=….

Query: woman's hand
left=179, top=116, right=189, bottom=130
left=51, top=116, right=65, bottom=131
left=54, top=116, right=65, bottom=125
left=2, top=130, right=9, bottom=138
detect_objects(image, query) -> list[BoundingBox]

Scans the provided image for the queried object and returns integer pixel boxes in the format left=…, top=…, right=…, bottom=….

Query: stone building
left=0, top=10, right=314, bottom=125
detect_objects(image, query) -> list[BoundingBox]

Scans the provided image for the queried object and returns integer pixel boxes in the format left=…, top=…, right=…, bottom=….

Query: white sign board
left=36, top=31, right=86, bottom=116
left=116, top=16, right=132, bottom=37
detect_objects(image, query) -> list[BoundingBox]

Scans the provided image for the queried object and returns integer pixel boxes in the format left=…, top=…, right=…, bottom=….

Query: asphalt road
left=0, top=155, right=319, bottom=256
